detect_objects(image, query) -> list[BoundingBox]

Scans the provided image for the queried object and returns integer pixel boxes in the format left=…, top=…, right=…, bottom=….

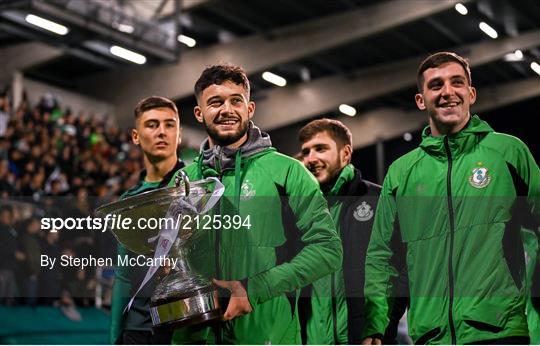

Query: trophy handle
left=177, top=170, right=190, bottom=196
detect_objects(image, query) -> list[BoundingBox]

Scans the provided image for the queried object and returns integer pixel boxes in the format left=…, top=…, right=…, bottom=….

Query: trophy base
left=152, top=309, right=221, bottom=331
left=150, top=286, right=221, bottom=330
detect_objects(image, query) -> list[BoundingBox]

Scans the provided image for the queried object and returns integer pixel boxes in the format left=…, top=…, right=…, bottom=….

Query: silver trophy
left=96, top=172, right=223, bottom=330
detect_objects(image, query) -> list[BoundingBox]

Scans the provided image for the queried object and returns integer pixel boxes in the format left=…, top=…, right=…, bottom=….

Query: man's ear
left=341, top=144, right=352, bottom=164
left=132, top=128, right=139, bottom=145
left=415, top=93, right=426, bottom=110
left=177, top=126, right=182, bottom=147
left=194, top=106, right=203, bottom=123
left=247, top=101, right=255, bottom=120
left=469, top=86, right=477, bottom=105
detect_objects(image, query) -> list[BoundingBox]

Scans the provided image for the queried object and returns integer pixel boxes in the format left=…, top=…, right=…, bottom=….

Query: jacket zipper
left=215, top=149, right=222, bottom=280
left=444, top=137, right=457, bottom=345
left=331, top=273, right=339, bottom=344
left=215, top=149, right=223, bottom=344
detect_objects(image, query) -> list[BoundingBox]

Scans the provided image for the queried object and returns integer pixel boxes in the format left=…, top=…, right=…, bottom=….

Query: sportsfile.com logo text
left=40, top=214, right=252, bottom=233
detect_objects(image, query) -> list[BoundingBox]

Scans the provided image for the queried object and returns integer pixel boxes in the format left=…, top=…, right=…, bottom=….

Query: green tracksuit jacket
left=523, top=228, right=540, bottom=344
left=303, top=165, right=354, bottom=345
left=172, top=132, right=342, bottom=344
left=364, top=115, right=540, bottom=344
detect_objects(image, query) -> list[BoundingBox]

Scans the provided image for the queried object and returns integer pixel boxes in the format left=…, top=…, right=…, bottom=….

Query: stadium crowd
left=0, top=91, right=140, bottom=319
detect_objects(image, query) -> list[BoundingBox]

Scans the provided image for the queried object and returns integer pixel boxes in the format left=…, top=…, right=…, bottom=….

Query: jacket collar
left=419, top=115, right=493, bottom=158
left=133, top=159, right=185, bottom=190
left=327, top=164, right=355, bottom=196
left=326, top=164, right=370, bottom=198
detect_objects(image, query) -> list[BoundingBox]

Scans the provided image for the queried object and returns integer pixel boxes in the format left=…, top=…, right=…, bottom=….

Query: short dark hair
left=299, top=118, right=352, bottom=149
left=416, top=52, right=472, bottom=92
left=133, top=96, right=178, bottom=120
left=194, top=64, right=250, bottom=100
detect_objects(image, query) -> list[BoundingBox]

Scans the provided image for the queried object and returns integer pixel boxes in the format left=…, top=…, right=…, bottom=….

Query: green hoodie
left=364, top=115, right=539, bottom=344
left=172, top=124, right=343, bottom=344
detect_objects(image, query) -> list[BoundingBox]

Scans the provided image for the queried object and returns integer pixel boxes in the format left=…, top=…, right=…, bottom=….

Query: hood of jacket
left=198, top=121, right=272, bottom=172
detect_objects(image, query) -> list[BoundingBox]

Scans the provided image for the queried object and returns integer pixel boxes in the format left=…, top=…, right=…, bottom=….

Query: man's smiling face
left=415, top=61, right=477, bottom=136
left=194, top=80, right=255, bottom=148
left=301, top=131, right=350, bottom=186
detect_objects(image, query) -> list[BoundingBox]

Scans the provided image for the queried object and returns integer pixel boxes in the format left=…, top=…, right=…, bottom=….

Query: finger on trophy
left=213, top=288, right=220, bottom=312
left=156, top=263, right=171, bottom=279
left=213, top=279, right=231, bottom=315
left=162, top=263, right=171, bottom=275
left=212, top=278, right=230, bottom=290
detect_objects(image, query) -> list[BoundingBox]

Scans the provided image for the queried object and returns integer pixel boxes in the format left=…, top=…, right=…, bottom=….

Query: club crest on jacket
left=353, top=201, right=373, bottom=221
left=240, top=180, right=256, bottom=200
left=469, top=166, right=491, bottom=189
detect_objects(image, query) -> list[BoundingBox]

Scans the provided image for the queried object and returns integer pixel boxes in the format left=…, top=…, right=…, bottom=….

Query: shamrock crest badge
left=469, top=165, right=491, bottom=189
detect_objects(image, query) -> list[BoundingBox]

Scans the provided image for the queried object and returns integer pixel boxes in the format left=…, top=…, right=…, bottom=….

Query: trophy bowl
left=95, top=174, right=221, bottom=330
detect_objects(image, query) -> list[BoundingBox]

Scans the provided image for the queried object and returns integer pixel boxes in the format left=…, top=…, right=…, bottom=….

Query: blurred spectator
left=0, top=94, right=9, bottom=137
left=0, top=205, right=25, bottom=304
left=68, top=268, right=96, bottom=307
left=19, top=217, right=42, bottom=306
left=39, top=231, right=62, bottom=305
left=0, top=159, right=16, bottom=195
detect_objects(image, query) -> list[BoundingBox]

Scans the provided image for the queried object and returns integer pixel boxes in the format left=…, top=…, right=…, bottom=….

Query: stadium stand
left=0, top=90, right=145, bottom=343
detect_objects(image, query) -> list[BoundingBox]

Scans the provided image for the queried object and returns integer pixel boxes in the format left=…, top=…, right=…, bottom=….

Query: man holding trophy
left=170, top=64, right=343, bottom=344
left=109, top=96, right=184, bottom=345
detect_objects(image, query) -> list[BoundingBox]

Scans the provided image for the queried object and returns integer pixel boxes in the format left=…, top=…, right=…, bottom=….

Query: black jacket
left=330, top=167, right=408, bottom=344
